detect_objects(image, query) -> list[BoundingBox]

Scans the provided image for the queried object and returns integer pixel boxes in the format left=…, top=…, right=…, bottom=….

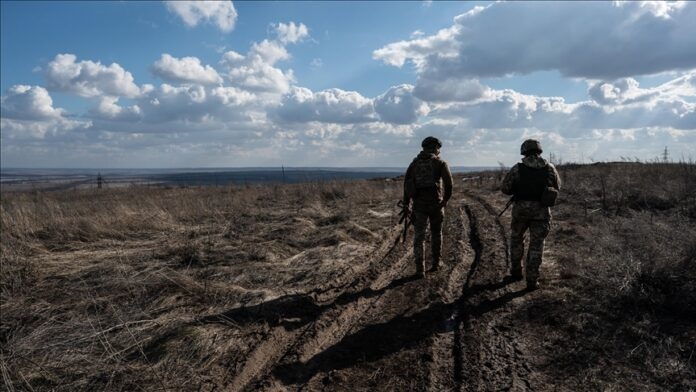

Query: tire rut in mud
left=165, top=194, right=535, bottom=391
left=456, top=195, right=533, bottom=391
left=264, top=202, right=472, bottom=391
left=215, top=223, right=416, bottom=391
left=128, top=225, right=411, bottom=392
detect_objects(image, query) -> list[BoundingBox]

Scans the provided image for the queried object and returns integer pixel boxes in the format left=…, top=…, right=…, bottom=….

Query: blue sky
left=1, top=1, right=695, bottom=168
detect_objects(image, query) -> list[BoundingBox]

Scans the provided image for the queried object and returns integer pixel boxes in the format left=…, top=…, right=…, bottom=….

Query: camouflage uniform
left=501, top=154, right=561, bottom=288
left=404, top=146, right=453, bottom=277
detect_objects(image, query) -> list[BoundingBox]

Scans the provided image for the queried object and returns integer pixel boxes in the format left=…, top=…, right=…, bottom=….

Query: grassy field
left=1, top=162, right=694, bottom=391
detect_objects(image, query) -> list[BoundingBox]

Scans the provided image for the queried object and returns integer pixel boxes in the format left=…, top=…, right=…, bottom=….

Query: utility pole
left=662, top=146, right=669, bottom=163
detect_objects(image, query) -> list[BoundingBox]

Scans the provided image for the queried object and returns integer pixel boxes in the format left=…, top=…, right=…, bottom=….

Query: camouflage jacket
left=404, top=151, right=453, bottom=212
left=501, top=155, right=561, bottom=219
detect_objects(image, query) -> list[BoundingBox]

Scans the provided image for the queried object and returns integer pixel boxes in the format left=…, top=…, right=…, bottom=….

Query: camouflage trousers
left=510, top=215, right=551, bottom=284
left=413, top=207, right=444, bottom=272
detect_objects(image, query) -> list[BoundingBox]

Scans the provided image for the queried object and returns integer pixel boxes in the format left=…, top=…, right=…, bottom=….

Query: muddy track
left=457, top=194, right=533, bottom=391
left=212, top=222, right=417, bottom=391
left=240, top=200, right=472, bottom=391
left=149, top=193, right=536, bottom=391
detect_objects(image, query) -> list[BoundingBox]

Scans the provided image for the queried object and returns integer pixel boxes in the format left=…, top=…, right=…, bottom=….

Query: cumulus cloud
left=589, top=79, right=646, bottom=105
left=429, top=90, right=564, bottom=130
left=151, top=54, right=223, bottom=85
left=374, top=84, right=429, bottom=124
left=45, top=54, right=142, bottom=98
left=273, top=22, right=309, bottom=44
left=374, top=2, right=696, bottom=79
left=429, top=76, right=696, bottom=135
left=94, top=83, right=261, bottom=130
left=1, top=85, right=91, bottom=139
left=589, top=72, right=696, bottom=106
left=91, top=96, right=142, bottom=121
left=165, top=1, right=237, bottom=32
left=5, top=5, right=694, bottom=167
left=210, top=86, right=256, bottom=106
left=1, top=117, right=91, bottom=140
left=220, top=40, right=294, bottom=94
left=1, top=85, right=65, bottom=120
left=372, top=24, right=459, bottom=70
left=273, top=87, right=376, bottom=124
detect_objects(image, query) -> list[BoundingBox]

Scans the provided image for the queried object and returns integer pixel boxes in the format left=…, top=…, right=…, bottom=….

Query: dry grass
left=461, top=161, right=696, bottom=390
left=534, top=162, right=695, bottom=390
left=1, top=179, right=400, bottom=391
left=2, top=162, right=695, bottom=391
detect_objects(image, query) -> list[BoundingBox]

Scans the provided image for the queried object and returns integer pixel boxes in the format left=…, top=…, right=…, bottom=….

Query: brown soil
left=2, top=164, right=695, bottom=391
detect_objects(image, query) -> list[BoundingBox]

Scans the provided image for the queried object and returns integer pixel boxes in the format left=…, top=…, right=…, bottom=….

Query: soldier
left=501, top=139, right=561, bottom=290
left=403, top=136, right=453, bottom=278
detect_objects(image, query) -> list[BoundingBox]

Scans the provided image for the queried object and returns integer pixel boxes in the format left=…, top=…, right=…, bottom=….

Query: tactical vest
left=412, top=158, right=437, bottom=189
left=514, top=164, right=550, bottom=201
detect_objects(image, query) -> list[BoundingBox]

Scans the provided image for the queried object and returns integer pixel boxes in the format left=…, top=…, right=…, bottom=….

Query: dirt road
left=154, top=193, right=538, bottom=391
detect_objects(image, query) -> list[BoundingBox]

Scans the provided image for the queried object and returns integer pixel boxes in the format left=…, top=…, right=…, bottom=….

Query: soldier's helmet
left=421, top=136, right=443, bottom=149
left=520, top=139, right=543, bottom=155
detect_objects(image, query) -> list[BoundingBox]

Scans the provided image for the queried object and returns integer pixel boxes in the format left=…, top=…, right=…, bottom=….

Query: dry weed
left=0, top=179, right=400, bottom=390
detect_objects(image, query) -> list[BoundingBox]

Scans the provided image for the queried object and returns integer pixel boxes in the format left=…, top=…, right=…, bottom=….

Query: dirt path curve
left=193, top=192, right=537, bottom=391
left=261, top=199, right=472, bottom=391
left=456, top=193, right=535, bottom=391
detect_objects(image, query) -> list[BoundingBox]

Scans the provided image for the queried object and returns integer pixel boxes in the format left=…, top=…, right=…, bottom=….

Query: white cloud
left=428, top=75, right=696, bottom=134
left=151, top=54, right=223, bottom=85
left=589, top=71, right=696, bottom=106
left=616, top=1, right=689, bottom=20
left=250, top=40, right=291, bottom=64
left=372, top=24, right=459, bottom=70
left=1, top=117, right=91, bottom=140
left=44, top=54, right=142, bottom=98
left=1, top=85, right=91, bottom=139
left=165, top=1, right=237, bottom=33
left=1, top=85, right=65, bottom=120
left=273, top=87, right=376, bottom=124
left=273, top=22, right=309, bottom=44
left=87, top=82, right=261, bottom=131
left=220, top=40, right=294, bottom=94
left=374, top=84, right=429, bottom=124
left=374, top=2, right=696, bottom=79
left=5, top=5, right=695, bottom=168
left=211, top=86, right=256, bottom=106
left=91, top=96, right=142, bottom=121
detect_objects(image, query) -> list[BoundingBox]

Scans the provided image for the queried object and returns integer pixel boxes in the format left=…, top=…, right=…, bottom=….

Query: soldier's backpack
left=540, top=168, right=559, bottom=207
left=404, top=157, right=437, bottom=199
left=413, top=158, right=436, bottom=189
left=516, top=164, right=558, bottom=207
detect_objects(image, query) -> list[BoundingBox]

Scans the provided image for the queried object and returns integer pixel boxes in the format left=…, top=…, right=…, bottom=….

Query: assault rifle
left=379, top=200, right=413, bottom=262
left=498, top=196, right=515, bottom=217
left=396, top=200, right=413, bottom=243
